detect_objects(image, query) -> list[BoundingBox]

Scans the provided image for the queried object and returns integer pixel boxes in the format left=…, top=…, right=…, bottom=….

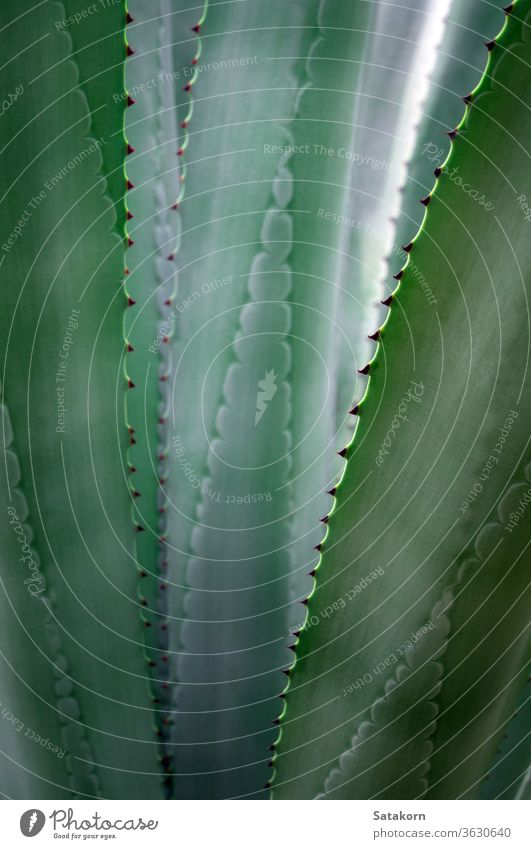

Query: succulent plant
left=0, top=0, right=528, bottom=801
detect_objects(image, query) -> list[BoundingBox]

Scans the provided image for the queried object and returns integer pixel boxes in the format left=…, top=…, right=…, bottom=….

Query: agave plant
left=0, top=0, right=528, bottom=801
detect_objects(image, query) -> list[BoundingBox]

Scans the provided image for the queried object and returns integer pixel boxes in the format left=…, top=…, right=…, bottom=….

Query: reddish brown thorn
left=127, top=96, right=136, bottom=107
left=264, top=783, right=271, bottom=790
left=127, top=45, right=134, bottom=57
left=192, top=24, right=200, bottom=33
left=368, top=330, right=380, bottom=341
left=192, top=58, right=198, bottom=66
left=434, top=166, right=442, bottom=178
left=128, top=379, right=135, bottom=389
left=129, top=436, right=136, bottom=446
left=177, top=147, right=184, bottom=156
left=127, top=143, right=135, bottom=155
left=382, top=294, right=393, bottom=306
left=126, top=210, right=134, bottom=221
left=269, top=745, right=276, bottom=751
left=338, top=447, right=347, bottom=458
left=129, top=466, right=137, bottom=474
left=124, top=267, right=130, bottom=275
left=172, top=203, right=179, bottom=210
left=328, top=487, right=336, bottom=496
left=126, top=179, right=135, bottom=191
left=181, top=121, right=188, bottom=129
left=301, top=599, right=309, bottom=606
left=279, top=693, right=286, bottom=699
left=394, top=270, right=403, bottom=280
left=420, top=195, right=431, bottom=206
left=309, top=569, right=317, bottom=577
left=140, top=598, right=147, bottom=606
left=403, top=241, right=413, bottom=253
left=485, top=40, right=496, bottom=51
left=358, top=363, right=370, bottom=375
left=128, top=297, right=136, bottom=307
left=128, top=237, right=134, bottom=247
left=315, top=543, right=322, bottom=551
left=167, top=253, right=175, bottom=261
left=132, top=490, right=141, bottom=499
left=448, top=129, right=457, bottom=140
left=126, top=12, right=134, bottom=24
left=183, top=84, right=192, bottom=93
left=127, top=343, right=134, bottom=352
left=349, top=404, right=359, bottom=415
left=162, top=655, right=168, bottom=662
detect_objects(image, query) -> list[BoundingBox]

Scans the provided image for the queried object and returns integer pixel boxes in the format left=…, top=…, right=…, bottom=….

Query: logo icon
left=255, top=369, right=278, bottom=425
left=20, top=810, right=45, bottom=837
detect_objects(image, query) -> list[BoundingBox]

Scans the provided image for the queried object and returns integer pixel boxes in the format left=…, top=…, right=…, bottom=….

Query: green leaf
left=273, top=0, right=531, bottom=800
left=0, top=0, right=162, bottom=798
left=480, top=674, right=530, bottom=799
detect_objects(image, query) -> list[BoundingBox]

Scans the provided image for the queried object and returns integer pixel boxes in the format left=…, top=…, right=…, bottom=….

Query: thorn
left=177, top=147, right=185, bottom=156
left=273, top=719, right=280, bottom=725
left=192, top=24, right=200, bottom=33
left=127, top=297, right=136, bottom=307
left=420, top=195, right=431, bottom=206
left=462, top=93, right=472, bottom=104
left=485, top=40, right=496, bottom=52
left=128, top=379, right=135, bottom=389
left=309, top=569, right=316, bottom=577
left=403, top=242, right=413, bottom=253
left=434, top=166, right=442, bottom=178
left=393, top=270, right=403, bottom=281
left=279, top=693, right=286, bottom=699
left=264, top=783, right=271, bottom=790
left=358, top=363, right=370, bottom=375
left=127, top=343, right=134, bottom=352
left=314, top=543, right=322, bottom=552
left=132, top=490, right=141, bottom=499
left=282, top=669, right=290, bottom=676
left=268, top=761, right=274, bottom=768
left=338, top=447, right=347, bottom=458
left=349, top=404, right=359, bottom=415
left=124, top=266, right=130, bottom=275
left=129, top=466, right=137, bottom=474
left=126, top=45, right=134, bottom=57
left=382, top=294, right=393, bottom=307
left=368, top=330, right=380, bottom=341
left=128, top=237, right=134, bottom=247
left=126, top=179, right=135, bottom=191
left=183, top=83, right=192, bottom=93
left=292, top=630, right=300, bottom=639
left=127, top=143, right=135, bottom=155
left=181, top=121, right=188, bottom=129
left=127, top=95, right=136, bottom=107
left=144, top=621, right=152, bottom=627
left=328, top=487, right=336, bottom=496
left=448, top=129, right=457, bottom=140
left=126, top=12, right=134, bottom=24
left=301, top=598, right=309, bottom=606
left=139, top=570, right=147, bottom=577
left=288, top=644, right=297, bottom=652
left=136, top=525, right=144, bottom=533
left=503, top=3, right=514, bottom=13
left=126, top=210, right=134, bottom=220
left=167, top=253, right=175, bottom=261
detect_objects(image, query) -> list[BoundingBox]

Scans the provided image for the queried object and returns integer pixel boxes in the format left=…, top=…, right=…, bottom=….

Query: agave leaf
left=273, top=1, right=531, bottom=800
left=288, top=0, right=450, bottom=607
left=0, top=384, right=80, bottom=798
left=166, top=0, right=313, bottom=799
left=394, top=0, right=506, bottom=260
left=0, top=0, right=161, bottom=798
left=480, top=674, right=530, bottom=799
